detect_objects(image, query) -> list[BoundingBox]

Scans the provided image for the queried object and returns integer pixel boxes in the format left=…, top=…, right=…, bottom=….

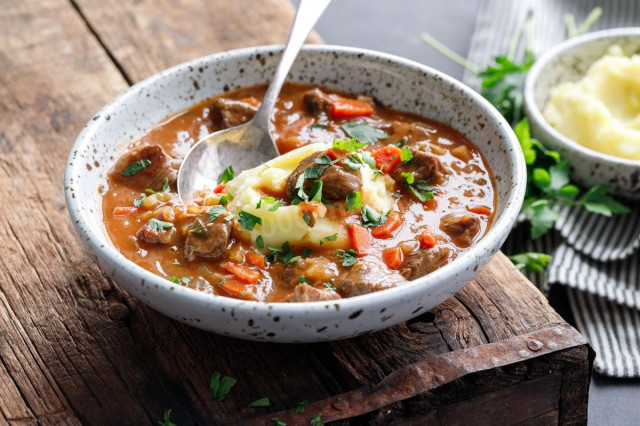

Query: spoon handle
left=251, top=0, right=332, bottom=133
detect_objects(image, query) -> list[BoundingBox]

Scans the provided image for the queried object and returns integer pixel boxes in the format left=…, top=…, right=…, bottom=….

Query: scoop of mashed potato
left=543, top=45, right=640, bottom=160
left=225, top=143, right=393, bottom=248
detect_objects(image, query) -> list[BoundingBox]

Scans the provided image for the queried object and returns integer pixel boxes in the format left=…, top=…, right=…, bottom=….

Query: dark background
left=291, top=0, right=640, bottom=424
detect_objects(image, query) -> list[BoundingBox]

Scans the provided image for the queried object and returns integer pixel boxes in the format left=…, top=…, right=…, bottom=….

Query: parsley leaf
left=271, top=418, right=286, bottom=426
left=401, top=172, right=415, bottom=184
left=297, top=276, right=311, bottom=284
left=158, top=409, right=176, bottom=426
left=133, top=193, right=147, bottom=207
left=219, top=193, right=234, bottom=206
left=256, top=235, right=264, bottom=249
left=400, top=146, right=413, bottom=162
left=361, top=205, right=388, bottom=227
left=248, top=397, right=271, bottom=408
left=122, top=159, right=151, bottom=176
left=522, top=199, right=561, bottom=239
left=238, top=211, right=262, bottom=231
left=315, top=154, right=338, bottom=166
left=324, top=281, right=336, bottom=291
left=269, top=201, right=284, bottom=211
left=577, top=184, right=630, bottom=216
left=310, top=123, right=327, bottom=130
left=509, top=252, right=552, bottom=273
left=408, top=184, right=434, bottom=202
left=324, top=233, right=338, bottom=242
left=332, top=137, right=367, bottom=153
left=161, top=177, right=170, bottom=192
left=294, top=400, right=309, bottom=413
left=302, top=248, right=312, bottom=258
left=257, top=196, right=276, bottom=209
left=209, top=372, right=237, bottom=401
left=305, top=166, right=324, bottom=179
left=188, top=217, right=208, bottom=238
left=148, top=218, right=173, bottom=230
left=308, top=181, right=323, bottom=202
left=309, top=414, right=323, bottom=426
left=217, top=165, right=235, bottom=184
left=341, top=122, right=388, bottom=144
left=345, top=191, right=362, bottom=211
left=208, top=205, right=226, bottom=222
left=337, top=249, right=358, bottom=267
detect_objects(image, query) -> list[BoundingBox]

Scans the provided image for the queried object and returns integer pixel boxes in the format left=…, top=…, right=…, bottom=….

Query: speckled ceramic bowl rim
left=524, top=28, right=640, bottom=167
left=66, top=45, right=526, bottom=317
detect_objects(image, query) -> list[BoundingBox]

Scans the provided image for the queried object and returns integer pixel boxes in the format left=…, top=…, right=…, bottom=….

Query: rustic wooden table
left=0, top=0, right=592, bottom=424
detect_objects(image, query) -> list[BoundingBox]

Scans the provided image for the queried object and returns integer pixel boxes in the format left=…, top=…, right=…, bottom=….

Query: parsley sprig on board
left=421, top=7, right=628, bottom=247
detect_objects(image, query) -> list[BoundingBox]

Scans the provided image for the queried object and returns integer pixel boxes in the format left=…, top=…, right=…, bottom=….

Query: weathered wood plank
left=0, top=0, right=589, bottom=424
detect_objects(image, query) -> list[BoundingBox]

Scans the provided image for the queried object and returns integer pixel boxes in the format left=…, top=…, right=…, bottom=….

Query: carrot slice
left=382, top=247, right=404, bottom=270
left=218, top=278, right=255, bottom=300
left=419, top=230, right=437, bottom=249
left=213, top=183, right=226, bottom=194
left=371, top=145, right=402, bottom=173
left=330, top=98, right=374, bottom=118
left=348, top=224, right=371, bottom=256
left=113, top=206, right=138, bottom=216
left=468, top=205, right=492, bottom=216
left=371, top=211, right=403, bottom=239
left=245, top=252, right=266, bottom=269
left=223, top=262, right=261, bottom=284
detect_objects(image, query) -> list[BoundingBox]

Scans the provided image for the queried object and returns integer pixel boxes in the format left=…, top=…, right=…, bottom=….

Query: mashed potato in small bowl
left=525, top=28, right=640, bottom=200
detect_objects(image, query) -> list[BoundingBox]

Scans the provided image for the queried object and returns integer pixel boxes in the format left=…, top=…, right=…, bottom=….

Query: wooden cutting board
left=0, top=0, right=591, bottom=424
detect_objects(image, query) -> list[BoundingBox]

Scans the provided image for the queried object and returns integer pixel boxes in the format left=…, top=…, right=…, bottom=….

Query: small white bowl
left=525, top=28, right=640, bottom=200
left=65, top=45, right=526, bottom=342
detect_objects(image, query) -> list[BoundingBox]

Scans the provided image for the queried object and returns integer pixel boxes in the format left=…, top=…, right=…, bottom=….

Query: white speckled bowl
left=65, top=45, right=525, bottom=342
left=524, top=28, right=640, bottom=200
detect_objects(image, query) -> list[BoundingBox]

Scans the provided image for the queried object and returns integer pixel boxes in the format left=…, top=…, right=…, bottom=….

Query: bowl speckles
left=65, top=45, right=526, bottom=342
left=524, top=28, right=640, bottom=200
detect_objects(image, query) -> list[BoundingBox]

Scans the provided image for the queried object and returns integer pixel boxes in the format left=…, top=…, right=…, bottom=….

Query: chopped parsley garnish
left=169, top=276, right=190, bottom=285
left=324, top=281, right=336, bottom=291
left=169, top=276, right=180, bottom=284
left=509, top=252, right=552, bottom=273
left=303, top=213, right=312, bottom=227
left=271, top=418, right=286, bottom=426
left=248, top=397, right=271, bottom=408
left=401, top=172, right=415, bottom=184
left=208, top=205, right=226, bottom=222
left=308, top=181, right=323, bottom=202
left=341, top=122, right=389, bottom=144
left=302, top=248, right=312, bottom=258
left=122, top=159, right=151, bottom=176
left=256, top=196, right=276, bottom=208
left=145, top=188, right=157, bottom=194
left=217, top=165, right=235, bottom=184
left=209, top=372, right=237, bottom=401
left=360, top=205, right=388, bottom=227
left=314, top=154, right=338, bottom=166
left=309, top=414, right=323, bottom=426
left=148, top=218, right=173, bottom=230
left=219, top=193, right=234, bottom=206
left=345, top=191, right=362, bottom=211
left=324, top=234, right=338, bottom=242
left=238, top=211, right=262, bottom=231
left=188, top=217, right=208, bottom=238
left=297, top=276, right=311, bottom=284
left=310, top=123, right=327, bottom=130
left=408, top=185, right=434, bottom=202
left=161, top=177, right=170, bottom=192
left=295, top=174, right=308, bottom=201
left=332, top=137, right=366, bottom=153
left=294, top=400, right=309, bottom=413
left=158, top=409, right=176, bottom=426
left=400, top=147, right=413, bottom=162
left=269, top=201, right=283, bottom=211
left=133, top=193, right=146, bottom=207
left=256, top=235, right=264, bottom=249
left=391, top=192, right=402, bottom=199
left=337, top=249, right=358, bottom=267
left=216, top=278, right=226, bottom=286
left=265, top=241, right=301, bottom=265
left=304, top=166, right=324, bottom=179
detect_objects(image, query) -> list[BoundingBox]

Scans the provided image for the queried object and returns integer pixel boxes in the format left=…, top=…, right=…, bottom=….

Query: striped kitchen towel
left=465, top=0, right=640, bottom=377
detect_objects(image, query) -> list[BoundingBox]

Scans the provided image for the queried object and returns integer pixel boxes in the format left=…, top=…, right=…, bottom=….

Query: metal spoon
left=178, top=0, right=331, bottom=203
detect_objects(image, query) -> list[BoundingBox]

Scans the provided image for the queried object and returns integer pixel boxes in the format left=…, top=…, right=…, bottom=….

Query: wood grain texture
left=0, top=0, right=590, bottom=424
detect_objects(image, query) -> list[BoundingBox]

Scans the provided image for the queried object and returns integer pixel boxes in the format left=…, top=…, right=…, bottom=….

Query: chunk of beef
left=333, top=261, right=407, bottom=297
left=399, top=245, right=452, bottom=280
left=287, top=284, right=341, bottom=302
left=112, top=145, right=176, bottom=192
left=280, top=257, right=339, bottom=289
left=320, top=165, right=362, bottom=200
left=136, top=222, right=176, bottom=245
left=184, top=212, right=233, bottom=261
left=392, top=147, right=450, bottom=185
left=303, top=88, right=333, bottom=114
left=286, top=152, right=362, bottom=201
left=212, top=98, right=258, bottom=128
left=440, top=213, right=480, bottom=248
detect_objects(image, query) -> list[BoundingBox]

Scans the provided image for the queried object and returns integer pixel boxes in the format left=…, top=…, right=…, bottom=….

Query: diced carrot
left=113, top=206, right=138, bottom=216
left=218, top=278, right=255, bottom=300
left=382, top=247, right=404, bottom=270
left=423, top=199, right=438, bottom=211
left=213, top=183, right=226, bottom=193
left=330, top=98, right=374, bottom=118
left=348, top=224, right=371, bottom=256
left=371, top=211, right=403, bottom=239
left=223, top=262, right=261, bottom=284
left=419, top=230, right=437, bottom=249
left=246, top=252, right=266, bottom=269
left=238, top=97, right=261, bottom=107
left=371, top=145, right=402, bottom=173
left=468, top=205, right=492, bottom=216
